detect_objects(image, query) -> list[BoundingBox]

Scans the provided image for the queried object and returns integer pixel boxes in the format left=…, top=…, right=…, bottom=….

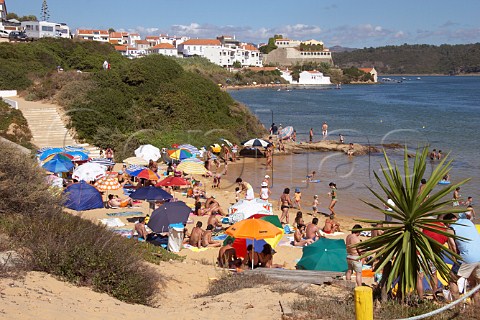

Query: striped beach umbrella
left=89, top=158, right=115, bottom=167
left=42, top=154, right=74, bottom=173
left=64, top=150, right=89, bottom=161
left=278, top=126, right=294, bottom=140
left=38, top=148, right=65, bottom=161
left=168, top=148, right=193, bottom=160
left=123, top=156, right=149, bottom=166
left=94, top=176, right=122, bottom=192
left=241, top=138, right=270, bottom=148
left=177, top=161, right=207, bottom=175
left=181, top=157, right=203, bottom=164
left=64, top=146, right=86, bottom=152
left=178, top=144, right=200, bottom=155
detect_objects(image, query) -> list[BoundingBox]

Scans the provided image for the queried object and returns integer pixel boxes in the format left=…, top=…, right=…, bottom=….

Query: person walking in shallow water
left=322, top=121, right=328, bottom=139
left=309, top=128, right=314, bottom=143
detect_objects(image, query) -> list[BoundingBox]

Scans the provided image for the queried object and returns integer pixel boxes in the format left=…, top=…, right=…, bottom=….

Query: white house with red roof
left=358, top=67, right=378, bottom=82
left=128, top=33, right=141, bottom=46
left=109, top=31, right=129, bottom=45
left=149, top=43, right=178, bottom=57
left=114, top=45, right=139, bottom=58
left=76, top=29, right=109, bottom=42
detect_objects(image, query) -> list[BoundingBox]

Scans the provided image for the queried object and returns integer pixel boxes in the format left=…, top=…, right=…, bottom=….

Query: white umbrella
left=135, top=144, right=161, bottom=162
left=228, top=199, right=273, bottom=224
left=72, top=162, right=107, bottom=182
left=241, top=138, right=270, bottom=148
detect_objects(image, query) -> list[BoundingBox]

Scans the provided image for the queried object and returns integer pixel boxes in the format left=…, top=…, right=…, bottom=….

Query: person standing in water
left=328, top=182, right=338, bottom=217
left=322, top=122, right=328, bottom=139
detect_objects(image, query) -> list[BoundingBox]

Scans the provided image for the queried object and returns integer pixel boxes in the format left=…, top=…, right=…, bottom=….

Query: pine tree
left=40, top=0, right=50, bottom=21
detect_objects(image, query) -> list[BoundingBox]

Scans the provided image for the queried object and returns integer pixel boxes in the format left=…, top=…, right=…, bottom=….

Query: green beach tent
left=296, top=238, right=348, bottom=272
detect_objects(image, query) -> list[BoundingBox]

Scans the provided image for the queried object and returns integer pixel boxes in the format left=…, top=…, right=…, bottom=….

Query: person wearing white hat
left=260, top=181, right=271, bottom=200
left=263, top=175, right=270, bottom=184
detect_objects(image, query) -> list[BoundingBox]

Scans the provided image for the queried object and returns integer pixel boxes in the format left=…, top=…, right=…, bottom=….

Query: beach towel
left=213, top=234, right=228, bottom=241
left=107, top=211, right=144, bottom=217
left=319, top=230, right=345, bottom=237
left=99, top=218, right=125, bottom=227
left=183, top=244, right=209, bottom=252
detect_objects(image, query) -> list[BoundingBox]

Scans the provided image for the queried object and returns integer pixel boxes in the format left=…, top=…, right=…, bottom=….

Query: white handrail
left=397, top=283, right=480, bottom=320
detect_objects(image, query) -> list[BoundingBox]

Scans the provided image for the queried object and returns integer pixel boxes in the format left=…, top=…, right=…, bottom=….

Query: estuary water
left=228, top=77, right=480, bottom=218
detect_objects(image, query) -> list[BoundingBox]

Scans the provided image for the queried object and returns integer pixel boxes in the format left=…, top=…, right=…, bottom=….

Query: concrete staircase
left=8, top=97, right=100, bottom=158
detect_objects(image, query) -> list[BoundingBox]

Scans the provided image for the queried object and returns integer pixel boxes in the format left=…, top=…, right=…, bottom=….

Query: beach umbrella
left=64, top=150, right=89, bottom=161
left=63, top=181, right=104, bottom=211
left=89, top=158, right=115, bottom=167
left=42, top=152, right=74, bottom=163
left=155, top=176, right=189, bottom=187
left=42, top=153, right=74, bottom=173
left=178, top=144, right=200, bottom=155
left=226, top=218, right=282, bottom=269
left=136, top=168, right=160, bottom=180
left=129, top=186, right=173, bottom=202
left=228, top=199, right=273, bottom=223
left=94, top=176, right=122, bottom=192
left=241, top=138, right=269, bottom=148
left=176, top=161, right=207, bottom=175
left=278, top=126, right=294, bottom=140
left=220, top=138, right=233, bottom=147
left=38, top=147, right=64, bottom=161
left=135, top=144, right=161, bottom=162
left=210, top=143, right=221, bottom=153
left=168, top=148, right=193, bottom=161
left=123, top=156, right=149, bottom=166
left=181, top=157, right=204, bottom=164
left=296, top=238, right=348, bottom=272
left=72, top=162, right=107, bottom=181
left=147, top=201, right=191, bottom=233
left=64, top=145, right=86, bottom=152
left=125, top=164, right=146, bottom=176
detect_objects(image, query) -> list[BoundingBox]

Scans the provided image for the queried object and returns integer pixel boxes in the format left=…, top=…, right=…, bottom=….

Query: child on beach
left=312, top=195, right=319, bottom=217
left=294, top=188, right=302, bottom=210
left=328, top=182, right=338, bottom=217
left=306, top=171, right=316, bottom=181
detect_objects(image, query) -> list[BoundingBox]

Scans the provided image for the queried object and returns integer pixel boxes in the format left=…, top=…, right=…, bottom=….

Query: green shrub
left=0, top=142, right=161, bottom=306
left=0, top=100, right=34, bottom=148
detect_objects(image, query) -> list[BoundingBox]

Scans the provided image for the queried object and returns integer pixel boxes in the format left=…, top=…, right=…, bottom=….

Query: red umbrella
left=155, top=176, right=189, bottom=187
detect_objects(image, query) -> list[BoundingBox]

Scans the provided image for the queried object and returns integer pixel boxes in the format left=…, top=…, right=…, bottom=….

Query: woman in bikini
left=328, top=182, right=338, bottom=217
left=279, top=188, right=292, bottom=224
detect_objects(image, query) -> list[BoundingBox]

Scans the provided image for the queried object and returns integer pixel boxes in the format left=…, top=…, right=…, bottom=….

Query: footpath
left=7, top=96, right=100, bottom=157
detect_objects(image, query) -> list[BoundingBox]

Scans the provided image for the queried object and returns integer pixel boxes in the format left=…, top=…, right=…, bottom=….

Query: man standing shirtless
left=346, top=224, right=363, bottom=286
left=322, top=122, right=328, bottom=139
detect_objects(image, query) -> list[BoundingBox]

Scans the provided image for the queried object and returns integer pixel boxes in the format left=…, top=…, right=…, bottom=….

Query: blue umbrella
left=42, top=153, right=74, bottom=173
left=129, top=186, right=173, bottom=201
left=65, top=150, right=89, bottom=161
left=126, top=164, right=146, bottom=176
left=147, top=201, right=192, bottom=233
left=38, top=148, right=64, bottom=161
left=241, top=138, right=269, bottom=148
left=64, top=146, right=86, bottom=152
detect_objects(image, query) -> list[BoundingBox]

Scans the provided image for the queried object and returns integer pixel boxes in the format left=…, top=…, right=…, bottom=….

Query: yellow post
left=355, top=286, right=373, bottom=320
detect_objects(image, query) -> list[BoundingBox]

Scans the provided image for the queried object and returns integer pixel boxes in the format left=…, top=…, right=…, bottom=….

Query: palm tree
left=355, top=147, right=468, bottom=299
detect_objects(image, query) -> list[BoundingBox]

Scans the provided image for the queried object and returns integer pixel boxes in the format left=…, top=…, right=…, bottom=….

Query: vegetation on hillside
left=259, top=34, right=282, bottom=54
left=0, top=39, right=266, bottom=159
left=0, top=142, right=167, bottom=305
left=334, top=43, right=480, bottom=75
left=0, top=100, right=34, bottom=149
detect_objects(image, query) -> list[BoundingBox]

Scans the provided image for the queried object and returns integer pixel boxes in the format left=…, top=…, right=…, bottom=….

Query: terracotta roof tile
left=151, top=43, right=176, bottom=49
left=182, top=39, right=221, bottom=46
left=242, top=44, right=258, bottom=51
left=114, top=45, right=127, bottom=51
left=135, top=40, right=149, bottom=45
left=77, top=29, right=109, bottom=35
left=358, top=67, right=374, bottom=73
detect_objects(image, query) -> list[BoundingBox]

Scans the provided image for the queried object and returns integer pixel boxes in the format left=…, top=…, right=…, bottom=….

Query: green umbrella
left=296, top=238, right=348, bottom=272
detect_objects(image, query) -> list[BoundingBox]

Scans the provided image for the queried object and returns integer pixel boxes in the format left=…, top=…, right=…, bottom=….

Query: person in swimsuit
left=294, top=188, right=302, bottom=210
left=305, top=217, right=322, bottom=241
left=294, top=224, right=314, bottom=247
left=278, top=188, right=292, bottom=224
left=294, top=211, right=305, bottom=228
left=328, top=182, right=338, bottom=217
left=346, top=224, right=364, bottom=287
left=236, top=178, right=254, bottom=200
left=244, top=244, right=260, bottom=269
left=312, top=195, right=319, bottom=217
left=259, top=182, right=271, bottom=200
left=323, top=215, right=341, bottom=234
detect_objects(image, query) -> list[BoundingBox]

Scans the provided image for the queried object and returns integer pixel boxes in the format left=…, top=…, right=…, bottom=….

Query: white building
left=281, top=70, right=331, bottom=85
left=76, top=29, right=109, bottom=42
left=128, top=33, right=141, bottom=46
left=114, top=45, right=139, bottom=58
left=275, top=38, right=302, bottom=48
left=149, top=43, right=178, bottom=57
left=109, top=31, right=129, bottom=45
left=0, top=0, right=7, bottom=21
left=178, top=38, right=222, bottom=56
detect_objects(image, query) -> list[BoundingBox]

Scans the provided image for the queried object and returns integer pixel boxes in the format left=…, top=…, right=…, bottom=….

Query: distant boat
left=417, top=77, right=421, bottom=80
left=402, top=77, right=407, bottom=80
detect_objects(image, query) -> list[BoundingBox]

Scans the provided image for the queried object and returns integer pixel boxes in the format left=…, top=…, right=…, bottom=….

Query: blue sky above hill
left=9, top=0, right=480, bottom=47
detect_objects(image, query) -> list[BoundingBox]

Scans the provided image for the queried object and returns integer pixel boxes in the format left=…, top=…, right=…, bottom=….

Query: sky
left=7, top=0, right=480, bottom=48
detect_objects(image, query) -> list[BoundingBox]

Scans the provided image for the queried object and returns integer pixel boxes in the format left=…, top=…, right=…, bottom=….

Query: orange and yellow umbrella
left=226, top=218, right=282, bottom=240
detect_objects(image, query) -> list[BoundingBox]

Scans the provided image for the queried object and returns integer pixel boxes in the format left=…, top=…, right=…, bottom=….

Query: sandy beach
left=0, top=156, right=367, bottom=319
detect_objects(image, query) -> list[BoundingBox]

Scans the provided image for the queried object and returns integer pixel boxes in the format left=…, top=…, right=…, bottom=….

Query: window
left=42, top=26, right=54, bottom=32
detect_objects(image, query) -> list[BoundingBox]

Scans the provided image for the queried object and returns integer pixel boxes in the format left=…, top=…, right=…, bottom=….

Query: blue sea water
left=228, top=77, right=480, bottom=217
